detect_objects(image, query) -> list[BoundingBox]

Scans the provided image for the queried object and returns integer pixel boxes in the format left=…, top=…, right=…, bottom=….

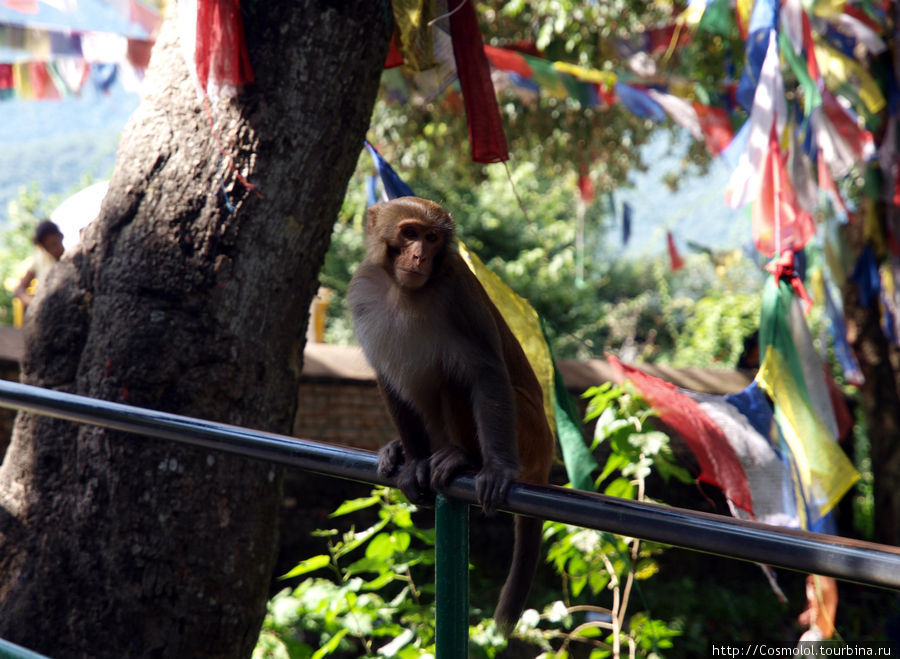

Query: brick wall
left=291, top=344, right=752, bottom=454
left=0, top=336, right=751, bottom=460
left=293, top=379, right=395, bottom=451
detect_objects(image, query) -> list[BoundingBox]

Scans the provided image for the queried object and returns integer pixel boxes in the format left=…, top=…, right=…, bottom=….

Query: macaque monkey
left=348, top=196, right=555, bottom=632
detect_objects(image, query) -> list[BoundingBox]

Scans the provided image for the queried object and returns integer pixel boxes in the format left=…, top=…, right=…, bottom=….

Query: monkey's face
left=390, top=220, right=445, bottom=289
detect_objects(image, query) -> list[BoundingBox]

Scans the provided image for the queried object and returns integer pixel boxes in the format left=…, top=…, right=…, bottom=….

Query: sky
left=611, top=131, right=751, bottom=260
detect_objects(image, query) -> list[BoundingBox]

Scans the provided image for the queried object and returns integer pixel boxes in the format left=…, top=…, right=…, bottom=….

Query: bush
left=256, top=385, right=687, bottom=658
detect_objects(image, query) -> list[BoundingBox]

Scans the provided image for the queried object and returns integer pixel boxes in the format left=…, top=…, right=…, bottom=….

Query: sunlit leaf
left=280, top=555, right=331, bottom=580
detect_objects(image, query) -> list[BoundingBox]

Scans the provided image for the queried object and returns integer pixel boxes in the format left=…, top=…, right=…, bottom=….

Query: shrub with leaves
left=255, top=487, right=449, bottom=659
left=504, top=383, right=688, bottom=658
left=256, top=384, right=688, bottom=658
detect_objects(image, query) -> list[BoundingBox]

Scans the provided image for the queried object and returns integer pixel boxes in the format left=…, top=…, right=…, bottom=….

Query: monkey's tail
left=494, top=514, right=543, bottom=635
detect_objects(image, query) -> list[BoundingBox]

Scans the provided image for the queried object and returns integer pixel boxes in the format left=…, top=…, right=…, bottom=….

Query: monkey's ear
left=365, top=203, right=385, bottom=235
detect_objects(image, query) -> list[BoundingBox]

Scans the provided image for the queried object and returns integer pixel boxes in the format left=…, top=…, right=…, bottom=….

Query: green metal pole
left=435, top=493, right=469, bottom=659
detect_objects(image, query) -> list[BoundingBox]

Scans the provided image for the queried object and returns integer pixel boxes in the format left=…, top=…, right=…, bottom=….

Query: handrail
left=2, top=377, right=900, bottom=659
left=0, top=378, right=899, bottom=591
left=0, top=637, right=51, bottom=659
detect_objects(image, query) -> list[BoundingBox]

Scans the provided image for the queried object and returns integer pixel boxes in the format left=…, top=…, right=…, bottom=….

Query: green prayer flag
left=697, top=0, right=734, bottom=37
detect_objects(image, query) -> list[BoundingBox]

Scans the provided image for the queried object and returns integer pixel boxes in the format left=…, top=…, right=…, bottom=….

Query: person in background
left=14, top=220, right=65, bottom=309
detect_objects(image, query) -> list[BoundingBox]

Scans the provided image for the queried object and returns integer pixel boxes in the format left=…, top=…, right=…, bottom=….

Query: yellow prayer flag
left=756, top=346, right=859, bottom=524
left=735, top=0, right=753, bottom=36
left=810, top=0, right=846, bottom=20
left=457, top=240, right=557, bottom=435
left=813, top=39, right=886, bottom=115
left=551, top=61, right=616, bottom=86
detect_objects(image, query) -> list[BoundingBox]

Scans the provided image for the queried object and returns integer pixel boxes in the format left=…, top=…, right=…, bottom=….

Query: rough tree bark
left=0, top=3, right=392, bottom=657
left=840, top=204, right=900, bottom=547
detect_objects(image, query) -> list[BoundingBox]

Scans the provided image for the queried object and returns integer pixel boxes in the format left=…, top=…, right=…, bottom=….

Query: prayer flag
left=615, top=83, right=666, bottom=122
left=484, top=44, right=533, bottom=78
left=448, top=0, right=509, bottom=163
left=727, top=30, right=786, bottom=209
left=647, top=89, right=703, bottom=140
left=194, top=0, right=253, bottom=92
left=693, top=103, right=734, bottom=155
left=687, top=390, right=799, bottom=527
left=608, top=355, right=754, bottom=513
left=757, top=276, right=859, bottom=526
left=667, top=231, right=685, bottom=270
left=751, top=125, right=816, bottom=256
left=364, top=141, right=414, bottom=199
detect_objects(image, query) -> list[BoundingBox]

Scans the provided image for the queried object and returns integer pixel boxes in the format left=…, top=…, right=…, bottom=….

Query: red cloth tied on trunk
left=195, top=0, right=254, bottom=90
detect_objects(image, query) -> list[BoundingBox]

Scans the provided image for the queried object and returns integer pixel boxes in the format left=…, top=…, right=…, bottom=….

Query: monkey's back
left=460, top=260, right=555, bottom=484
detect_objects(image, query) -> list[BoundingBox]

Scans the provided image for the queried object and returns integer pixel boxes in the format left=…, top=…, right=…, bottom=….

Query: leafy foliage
left=254, top=487, right=445, bottom=659
left=256, top=386, right=688, bottom=658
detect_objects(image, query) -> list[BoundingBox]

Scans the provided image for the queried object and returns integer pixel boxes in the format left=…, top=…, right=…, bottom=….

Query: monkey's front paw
left=475, top=462, right=518, bottom=515
left=396, top=458, right=433, bottom=506
left=377, top=439, right=405, bottom=478
left=429, top=445, right=472, bottom=490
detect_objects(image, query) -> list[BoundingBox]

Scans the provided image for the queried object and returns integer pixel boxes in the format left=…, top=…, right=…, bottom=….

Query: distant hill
left=1, top=84, right=746, bottom=257
left=0, top=83, right=138, bottom=226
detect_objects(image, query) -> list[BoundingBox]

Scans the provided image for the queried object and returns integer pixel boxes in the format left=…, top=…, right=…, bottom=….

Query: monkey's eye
left=401, top=226, right=418, bottom=240
left=425, top=232, right=440, bottom=243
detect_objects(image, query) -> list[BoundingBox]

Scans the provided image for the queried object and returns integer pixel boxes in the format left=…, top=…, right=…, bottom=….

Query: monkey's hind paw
left=377, top=439, right=405, bottom=478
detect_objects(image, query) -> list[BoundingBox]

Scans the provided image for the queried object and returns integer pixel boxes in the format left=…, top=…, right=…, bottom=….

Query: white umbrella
left=50, top=180, right=109, bottom=250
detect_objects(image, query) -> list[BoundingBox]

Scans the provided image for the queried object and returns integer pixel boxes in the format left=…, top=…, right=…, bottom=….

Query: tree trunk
left=0, top=3, right=391, bottom=657
left=840, top=210, right=900, bottom=546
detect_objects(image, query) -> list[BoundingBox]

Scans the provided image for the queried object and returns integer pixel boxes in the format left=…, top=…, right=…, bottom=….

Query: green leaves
left=257, top=487, right=440, bottom=659
left=259, top=383, right=688, bottom=657
left=280, top=555, right=331, bottom=580
left=584, top=383, right=692, bottom=492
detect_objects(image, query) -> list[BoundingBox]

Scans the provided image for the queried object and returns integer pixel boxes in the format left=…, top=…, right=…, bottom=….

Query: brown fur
left=347, top=197, right=554, bottom=632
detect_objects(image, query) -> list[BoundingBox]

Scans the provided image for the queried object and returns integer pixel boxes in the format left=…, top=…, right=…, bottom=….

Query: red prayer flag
left=894, top=167, right=900, bottom=207
left=29, top=62, right=59, bottom=100
left=2, top=0, right=37, bottom=12
left=578, top=161, right=595, bottom=203
left=608, top=355, right=754, bottom=514
left=667, top=232, right=685, bottom=271
left=801, top=10, right=820, bottom=82
left=752, top=125, right=815, bottom=256
left=693, top=102, right=734, bottom=156
left=0, top=64, right=12, bottom=90
left=820, top=88, right=874, bottom=162
left=127, top=39, right=154, bottom=69
left=385, top=31, right=404, bottom=69
left=448, top=0, right=509, bottom=163
left=483, top=45, right=533, bottom=78
left=130, top=0, right=162, bottom=38
left=577, top=174, right=595, bottom=203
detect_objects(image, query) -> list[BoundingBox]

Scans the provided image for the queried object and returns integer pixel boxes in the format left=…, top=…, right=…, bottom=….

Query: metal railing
left=0, top=378, right=899, bottom=658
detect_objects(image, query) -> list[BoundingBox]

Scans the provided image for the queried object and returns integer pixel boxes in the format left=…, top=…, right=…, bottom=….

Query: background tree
left=0, top=4, right=392, bottom=656
left=325, top=1, right=899, bottom=545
